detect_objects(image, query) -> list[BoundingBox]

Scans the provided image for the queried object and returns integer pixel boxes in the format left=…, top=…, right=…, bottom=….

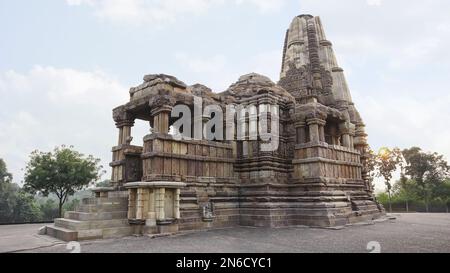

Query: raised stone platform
left=45, top=192, right=134, bottom=241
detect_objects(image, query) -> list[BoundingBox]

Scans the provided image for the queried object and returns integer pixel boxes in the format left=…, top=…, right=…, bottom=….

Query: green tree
left=63, top=198, right=80, bottom=213
left=96, top=179, right=112, bottom=188
left=13, top=191, right=42, bottom=222
left=0, top=159, right=16, bottom=222
left=365, top=148, right=377, bottom=190
left=39, top=199, right=60, bottom=221
left=434, top=180, right=450, bottom=213
left=375, top=147, right=403, bottom=213
left=393, top=178, right=418, bottom=213
left=0, top=158, right=12, bottom=184
left=0, top=159, right=42, bottom=223
left=24, top=146, right=103, bottom=217
left=0, top=181, right=18, bottom=223
left=402, top=147, right=450, bottom=212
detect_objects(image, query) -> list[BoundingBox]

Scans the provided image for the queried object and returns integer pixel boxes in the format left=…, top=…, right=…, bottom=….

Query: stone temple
left=45, top=15, right=385, bottom=241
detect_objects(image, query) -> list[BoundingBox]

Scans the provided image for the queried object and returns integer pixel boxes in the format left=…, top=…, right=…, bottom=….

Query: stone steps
left=82, top=197, right=128, bottom=205
left=45, top=194, right=134, bottom=242
left=54, top=218, right=129, bottom=231
left=46, top=224, right=135, bottom=241
left=65, top=211, right=128, bottom=221
left=46, top=225, right=78, bottom=242
left=78, top=204, right=128, bottom=213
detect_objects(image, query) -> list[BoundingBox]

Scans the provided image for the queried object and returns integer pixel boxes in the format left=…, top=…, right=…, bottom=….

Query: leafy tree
left=96, top=179, right=112, bottom=188
left=63, top=198, right=81, bottom=213
left=39, top=199, right=60, bottom=221
left=0, top=159, right=16, bottom=223
left=0, top=159, right=42, bottom=223
left=24, top=146, right=103, bottom=217
left=375, top=147, right=403, bottom=213
left=0, top=181, right=18, bottom=223
left=402, top=147, right=450, bottom=212
left=13, top=191, right=42, bottom=222
left=0, top=158, right=12, bottom=184
left=365, top=148, right=377, bottom=190
left=434, top=180, right=450, bottom=213
left=393, top=178, right=418, bottom=212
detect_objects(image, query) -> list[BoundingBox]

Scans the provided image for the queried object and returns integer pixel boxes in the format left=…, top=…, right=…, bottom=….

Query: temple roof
left=279, top=15, right=354, bottom=104
left=221, top=73, right=294, bottom=101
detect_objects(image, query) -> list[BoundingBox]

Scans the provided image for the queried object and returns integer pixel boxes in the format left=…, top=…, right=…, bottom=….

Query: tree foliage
left=23, top=146, right=103, bottom=217
left=374, top=147, right=403, bottom=212
left=96, top=179, right=112, bottom=188
left=402, top=147, right=450, bottom=212
left=0, top=158, right=13, bottom=184
left=0, top=158, right=42, bottom=223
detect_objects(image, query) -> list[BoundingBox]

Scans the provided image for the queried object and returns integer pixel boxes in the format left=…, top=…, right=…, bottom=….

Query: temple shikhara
left=45, top=15, right=385, bottom=241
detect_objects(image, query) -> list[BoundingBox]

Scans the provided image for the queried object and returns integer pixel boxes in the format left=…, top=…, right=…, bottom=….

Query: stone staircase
left=348, top=191, right=385, bottom=223
left=45, top=195, right=134, bottom=241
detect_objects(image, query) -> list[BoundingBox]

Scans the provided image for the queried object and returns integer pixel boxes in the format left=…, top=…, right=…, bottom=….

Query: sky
left=1, top=0, right=450, bottom=192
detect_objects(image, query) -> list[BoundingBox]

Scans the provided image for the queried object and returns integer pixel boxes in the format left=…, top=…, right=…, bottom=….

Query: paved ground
left=0, top=224, right=63, bottom=253
left=1, top=214, right=450, bottom=253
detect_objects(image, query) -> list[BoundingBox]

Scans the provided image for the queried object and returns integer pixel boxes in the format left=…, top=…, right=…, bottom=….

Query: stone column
left=148, top=190, right=155, bottom=220
left=295, top=121, right=307, bottom=144
left=115, top=120, right=135, bottom=145
left=339, top=122, right=356, bottom=148
left=113, top=107, right=135, bottom=145
left=118, top=127, right=124, bottom=145
left=155, top=188, right=166, bottom=220
left=226, top=115, right=237, bottom=156
left=319, top=121, right=326, bottom=142
left=136, top=188, right=145, bottom=220
left=174, top=188, right=181, bottom=219
left=202, top=115, right=211, bottom=141
left=349, top=124, right=356, bottom=148
left=128, top=189, right=137, bottom=219
left=248, top=110, right=258, bottom=141
left=340, top=123, right=351, bottom=148
left=151, top=105, right=173, bottom=134
left=307, top=118, right=325, bottom=143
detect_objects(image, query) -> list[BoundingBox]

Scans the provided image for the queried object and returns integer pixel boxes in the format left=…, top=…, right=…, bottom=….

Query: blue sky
left=1, top=0, right=450, bottom=191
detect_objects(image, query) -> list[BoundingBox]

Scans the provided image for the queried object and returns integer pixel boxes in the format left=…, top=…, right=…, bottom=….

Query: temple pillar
left=319, top=122, right=326, bottom=142
left=349, top=124, right=356, bottom=148
left=202, top=114, right=211, bottom=140
left=174, top=188, right=181, bottom=219
left=136, top=188, right=143, bottom=219
left=128, top=189, right=137, bottom=219
left=295, top=121, right=307, bottom=144
left=151, top=105, right=173, bottom=134
left=115, top=120, right=135, bottom=145
left=155, top=188, right=166, bottom=221
left=307, top=118, right=325, bottom=143
left=339, top=122, right=356, bottom=148
left=118, top=127, right=124, bottom=145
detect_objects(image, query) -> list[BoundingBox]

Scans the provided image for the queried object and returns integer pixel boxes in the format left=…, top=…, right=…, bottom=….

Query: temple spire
left=279, top=15, right=354, bottom=104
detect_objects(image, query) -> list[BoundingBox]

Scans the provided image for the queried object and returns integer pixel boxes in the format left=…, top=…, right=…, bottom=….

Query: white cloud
left=174, top=49, right=283, bottom=91
left=235, top=0, right=285, bottom=13
left=366, top=0, right=382, bottom=6
left=66, top=0, right=222, bottom=25
left=175, top=53, right=227, bottom=74
left=250, top=49, right=283, bottom=81
left=174, top=53, right=239, bottom=91
left=65, top=0, right=284, bottom=25
left=0, top=66, right=131, bottom=184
